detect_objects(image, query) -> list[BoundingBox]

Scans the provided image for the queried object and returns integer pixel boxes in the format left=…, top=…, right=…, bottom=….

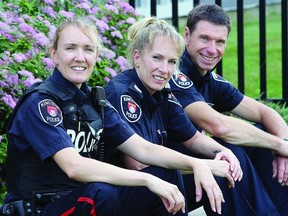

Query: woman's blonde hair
left=126, top=16, right=185, bottom=67
left=50, top=16, right=104, bottom=51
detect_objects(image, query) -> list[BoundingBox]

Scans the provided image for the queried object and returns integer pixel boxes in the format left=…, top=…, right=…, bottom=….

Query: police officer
left=104, top=17, right=243, bottom=215
left=2, top=16, right=192, bottom=216
left=169, top=4, right=288, bottom=216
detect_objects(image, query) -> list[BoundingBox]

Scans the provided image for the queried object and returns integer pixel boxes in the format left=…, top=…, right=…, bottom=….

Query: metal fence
left=128, top=0, right=288, bottom=104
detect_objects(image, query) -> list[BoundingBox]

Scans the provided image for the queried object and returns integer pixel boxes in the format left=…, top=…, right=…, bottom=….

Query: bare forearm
left=185, top=100, right=288, bottom=152
left=83, top=160, right=155, bottom=186
left=228, top=97, right=288, bottom=148
left=258, top=108, right=288, bottom=138
left=118, top=134, right=203, bottom=172
left=223, top=117, right=278, bottom=147
left=54, top=148, right=154, bottom=186
left=221, top=116, right=288, bottom=154
left=142, top=144, right=204, bottom=171
left=182, top=132, right=227, bottom=158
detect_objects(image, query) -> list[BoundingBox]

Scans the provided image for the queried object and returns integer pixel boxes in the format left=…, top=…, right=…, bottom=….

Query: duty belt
left=0, top=189, right=71, bottom=216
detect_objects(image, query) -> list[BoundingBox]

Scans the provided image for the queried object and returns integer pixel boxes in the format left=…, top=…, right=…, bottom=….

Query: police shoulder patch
left=120, top=95, right=142, bottom=123
left=211, top=72, right=229, bottom=83
left=171, top=69, right=193, bottom=89
left=38, top=99, right=63, bottom=126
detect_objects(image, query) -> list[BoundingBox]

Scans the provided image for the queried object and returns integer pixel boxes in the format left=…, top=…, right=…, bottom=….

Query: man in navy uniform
left=170, top=4, right=288, bottom=216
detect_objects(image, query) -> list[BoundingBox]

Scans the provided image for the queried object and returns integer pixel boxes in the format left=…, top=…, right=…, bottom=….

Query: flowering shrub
left=0, top=0, right=141, bottom=203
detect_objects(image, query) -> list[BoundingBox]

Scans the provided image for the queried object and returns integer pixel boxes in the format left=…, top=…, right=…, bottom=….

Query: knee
left=72, top=183, right=118, bottom=216
left=88, top=182, right=118, bottom=204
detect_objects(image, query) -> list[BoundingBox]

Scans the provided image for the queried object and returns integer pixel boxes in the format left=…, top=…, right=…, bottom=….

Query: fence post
left=282, top=0, right=288, bottom=99
left=215, top=0, right=223, bottom=76
left=128, top=0, right=135, bottom=8
left=172, top=0, right=178, bottom=31
left=259, top=1, right=267, bottom=100
left=237, top=0, right=245, bottom=94
left=151, top=0, right=156, bottom=16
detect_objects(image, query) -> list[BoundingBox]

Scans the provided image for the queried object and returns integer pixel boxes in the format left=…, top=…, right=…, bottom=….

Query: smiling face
left=50, top=25, right=98, bottom=88
left=185, top=20, right=228, bottom=75
left=134, top=36, right=178, bottom=95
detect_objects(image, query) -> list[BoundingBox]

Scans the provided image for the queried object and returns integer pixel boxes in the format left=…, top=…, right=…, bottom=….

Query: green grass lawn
left=177, top=3, right=283, bottom=99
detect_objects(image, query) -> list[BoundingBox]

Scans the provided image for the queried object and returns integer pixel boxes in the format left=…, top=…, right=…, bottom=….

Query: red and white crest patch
left=38, top=99, right=63, bottom=126
left=120, top=95, right=141, bottom=123
left=171, top=70, right=193, bottom=89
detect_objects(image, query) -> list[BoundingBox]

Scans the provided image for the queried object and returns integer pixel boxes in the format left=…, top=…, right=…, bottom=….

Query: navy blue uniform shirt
left=170, top=49, right=244, bottom=113
left=104, top=68, right=197, bottom=147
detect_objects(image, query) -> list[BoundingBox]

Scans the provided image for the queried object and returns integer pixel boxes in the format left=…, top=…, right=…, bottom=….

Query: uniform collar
left=50, top=67, right=88, bottom=105
left=180, top=49, right=212, bottom=86
left=127, top=68, right=164, bottom=112
left=180, top=49, right=203, bottom=82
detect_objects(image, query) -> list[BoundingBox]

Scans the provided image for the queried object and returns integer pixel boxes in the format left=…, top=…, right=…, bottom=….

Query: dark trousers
left=118, top=166, right=188, bottom=216
left=242, top=144, right=288, bottom=216
left=4, top=167, right=187, bottom=216
left=241, top=123, right=288, bottom=216
left=40, top=182, right=118, bottom=216
left=173, top=138, right=285, bottom=216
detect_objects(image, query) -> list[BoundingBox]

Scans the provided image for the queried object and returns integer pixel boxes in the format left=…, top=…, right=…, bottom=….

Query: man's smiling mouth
left=201, top=54, right=217, bottom=61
